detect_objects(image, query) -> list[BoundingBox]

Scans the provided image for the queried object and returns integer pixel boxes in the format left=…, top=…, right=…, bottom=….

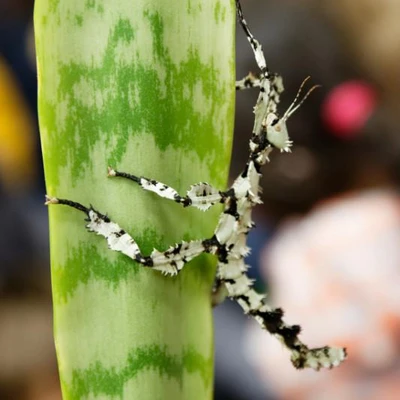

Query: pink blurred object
left=246, top=189, right=400, bottom=400
left=322, top=80, right=377, bottom=139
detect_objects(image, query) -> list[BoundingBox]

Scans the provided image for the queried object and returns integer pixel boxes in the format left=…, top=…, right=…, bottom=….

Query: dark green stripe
left=62, top=345, right=212, bottom=399
left=53, top=240, right=215, bottom=303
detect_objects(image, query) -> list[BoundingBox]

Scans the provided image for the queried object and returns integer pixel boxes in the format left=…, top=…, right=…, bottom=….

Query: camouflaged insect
left=46, top=0, right=346, bottom=370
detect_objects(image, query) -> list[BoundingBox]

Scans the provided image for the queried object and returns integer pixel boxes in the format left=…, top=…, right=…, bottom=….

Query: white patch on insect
left=215, top=214, right=237, bottom=244
left=236, top=73, right=261, bottom=91
left=224, top=273, right=254, bottom=296
left=217, top=258, right=248, bottom=280
left=150, top=240, right=205, bottom=275
left=45, top=0, right=346, bottom=371
left=140, top=178, right=179, bottom=201
left=187, top=183, right=221, bottom=211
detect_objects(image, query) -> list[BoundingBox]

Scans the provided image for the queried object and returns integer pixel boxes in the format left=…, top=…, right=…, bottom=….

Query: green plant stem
left=34, top=0, right=235, bottom=398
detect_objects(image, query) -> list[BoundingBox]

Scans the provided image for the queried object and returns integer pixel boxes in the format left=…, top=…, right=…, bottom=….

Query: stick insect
left=46, top=0, right=346, bottom=370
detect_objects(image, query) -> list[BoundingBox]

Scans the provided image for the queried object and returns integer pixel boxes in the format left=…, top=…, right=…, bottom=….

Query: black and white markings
left=45, top=196, right=206, bottom=275
left=46, top=1, right=346, bottom=370
left=108, top=167, right=222, bottom=211
left=235, top=73, right=260, bottom=91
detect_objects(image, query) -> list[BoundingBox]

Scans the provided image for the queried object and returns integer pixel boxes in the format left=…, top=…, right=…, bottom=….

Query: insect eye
left=271, top=117, right=279, bottom=126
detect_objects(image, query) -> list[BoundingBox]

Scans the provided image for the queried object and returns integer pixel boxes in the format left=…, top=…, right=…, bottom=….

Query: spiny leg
left=235, top=0, right=267, bottom=73
left=217, top=257, right=347, bottom=370
left=108, top=167, right=223, bottom=211
left=236, top=0, right=277, bottom=137
left=45, top=196, right=207, bottom=276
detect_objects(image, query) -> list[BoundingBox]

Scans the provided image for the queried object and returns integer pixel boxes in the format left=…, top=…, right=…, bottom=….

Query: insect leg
left=108, top=168, right=223, bottom=211
left=235, top=0, right=267, bottom=73
left=45, top=196, right=206, bottom=275
left=236, top=73, right=261, bottom=90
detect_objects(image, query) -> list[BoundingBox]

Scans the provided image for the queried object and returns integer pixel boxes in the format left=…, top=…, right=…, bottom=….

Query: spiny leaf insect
left=46, top=0, right=346, bottom=370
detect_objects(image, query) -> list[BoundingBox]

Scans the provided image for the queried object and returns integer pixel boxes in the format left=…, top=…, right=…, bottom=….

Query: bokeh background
left=1, top=0, right=400, bottom=399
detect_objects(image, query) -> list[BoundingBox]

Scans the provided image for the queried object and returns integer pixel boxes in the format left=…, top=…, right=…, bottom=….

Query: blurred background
left=1, top=0, right=400, bottom=398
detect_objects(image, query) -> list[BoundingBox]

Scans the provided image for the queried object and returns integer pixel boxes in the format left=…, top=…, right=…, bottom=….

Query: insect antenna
left=282, top=76, right=320, bottom=121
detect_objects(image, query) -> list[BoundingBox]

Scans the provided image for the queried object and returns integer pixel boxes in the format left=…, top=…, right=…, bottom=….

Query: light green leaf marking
left=43, top=14, right=233, bottom=187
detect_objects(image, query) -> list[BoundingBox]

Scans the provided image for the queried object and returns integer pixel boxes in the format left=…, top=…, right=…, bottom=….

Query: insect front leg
left=108, top=168, right=223, bottom=211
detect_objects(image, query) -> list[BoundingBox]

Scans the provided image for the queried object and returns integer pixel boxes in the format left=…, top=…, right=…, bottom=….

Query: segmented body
left=46, top=0, right=346, bottom=370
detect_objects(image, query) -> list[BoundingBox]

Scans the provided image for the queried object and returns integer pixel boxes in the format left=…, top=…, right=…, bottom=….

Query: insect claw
left=107, top=166, right=116, bottom=177
left=45, top=195, right=59, bottom=205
